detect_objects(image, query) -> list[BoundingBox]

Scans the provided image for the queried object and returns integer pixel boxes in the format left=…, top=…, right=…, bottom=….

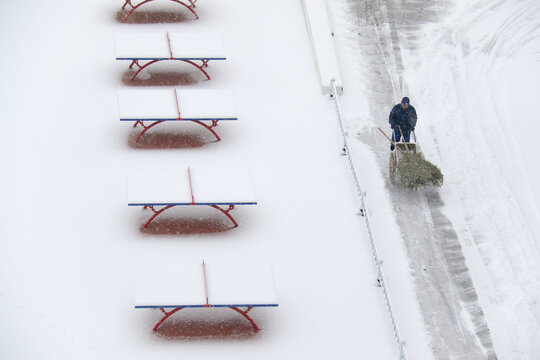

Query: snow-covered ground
left=415, top=2, right=540, bottom=357
left=0, top=1, right=429, bottom=359
left=2, top=0, right=539, bottom=359
left=330, top=0, right=540, bottom=358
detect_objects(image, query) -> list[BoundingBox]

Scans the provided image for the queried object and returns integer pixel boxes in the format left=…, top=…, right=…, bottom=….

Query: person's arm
left=389, top=105, right=397, bottom=128
left=409, top=106, right=417, bottom=130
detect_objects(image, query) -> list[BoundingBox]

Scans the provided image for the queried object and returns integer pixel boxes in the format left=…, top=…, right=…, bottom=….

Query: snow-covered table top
left=127, top=166, right=257, bottom=206
left=115, top=33, right=226, bottom=60
left=134, top=261, right=278, bottom=308
left=118, top=89, right=238, bottom=121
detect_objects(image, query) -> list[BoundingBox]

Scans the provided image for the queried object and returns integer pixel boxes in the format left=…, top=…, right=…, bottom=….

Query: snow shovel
left=378, top=127, right=443, bottom=189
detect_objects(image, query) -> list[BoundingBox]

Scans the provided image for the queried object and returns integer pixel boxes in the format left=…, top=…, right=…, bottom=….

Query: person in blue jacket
left=389, top=97, right=417, bottom=151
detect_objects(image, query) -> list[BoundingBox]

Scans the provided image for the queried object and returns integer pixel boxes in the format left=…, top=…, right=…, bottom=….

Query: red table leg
left=209, top=205, right=238, bottom=227
left=126, top=59, right=212, bottom=81
left=153, top=307, right=184, bottom=331
left=141, top=204, right=238, bottom=228
left=133, top=120, right=219, bottom=142
left=142, top=205, right=176, bottom=228
left=122, top=0, right=134, bottom=9
left=152, top=307, right=260, bottom=332
left=229, top=307, right=259, bottom=331
left=129, top=59, right=139, bottom=70
left=133, top=120, right=165, bottom=142
left=192, top=120, right=220, bottom=141
left=180, top=59, right=211, bottom=80
left=122, top=0, right=199, bottom=21
left=129, top=59, right=163, bottom=81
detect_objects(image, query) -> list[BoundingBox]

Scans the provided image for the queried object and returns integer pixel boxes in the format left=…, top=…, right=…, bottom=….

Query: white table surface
left=118, top=89, right=238, bottom=121
left=134, top=260, right=278, bottom=308
left=127, top=166, right=257, bottom=205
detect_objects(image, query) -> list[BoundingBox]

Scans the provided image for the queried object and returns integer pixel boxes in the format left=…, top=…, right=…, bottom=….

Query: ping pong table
left=135, top=260, right=278, bottom=331
left=121, top=0, right=199, bottom=21
left=127, top=166, right=257, bottom=228
left=118, top=88, right=238, bottom=142
left=115, top=32, right=226, bottom=81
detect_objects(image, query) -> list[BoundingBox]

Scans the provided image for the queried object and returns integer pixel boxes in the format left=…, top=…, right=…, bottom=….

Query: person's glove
left=411, top=127, right=415, bottom=131
left=391, top=125, right=394, bottom=129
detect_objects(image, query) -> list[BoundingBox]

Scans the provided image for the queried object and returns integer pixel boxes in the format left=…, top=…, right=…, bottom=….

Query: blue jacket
left=389, top=104, right=417, bottom=131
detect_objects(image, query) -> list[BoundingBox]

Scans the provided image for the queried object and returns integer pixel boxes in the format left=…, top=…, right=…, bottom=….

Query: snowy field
left=330, top=0, right=540, bottom=358
left=2, top=0, right=539, bottom=359
left=0, top=1, right=429, bottom=359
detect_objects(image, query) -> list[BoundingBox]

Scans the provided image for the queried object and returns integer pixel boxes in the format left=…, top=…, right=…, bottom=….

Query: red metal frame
left=179, top=59, right=211, bottom=80
left=187, top=167, right=196, bottom=204
left=141, top=204, right=238, bottom=228
left=128, top=59, right=160, bottom=80
left=142, top=205, right=175, bottom=228
left=152, top=306, right=259, bottom=332
left=166, top=32, right=174, bottom=59
left=121, top=0, right=199, bottom=21
left=132, top=120, right=220, bottom=142
left=153, top=307, right=184, bottom=331
left=192, top=120, right=221, bottom=141
left=133, top=120, right=164, bottom=142
left=229, top=307, right=259, bottom=331
left=127, top=59, right=212, bottom=81
left=174, top=88, right=182, bottom=119
left=202, top=260, right=210, bottom=307
left=209, top=204, right=237, bottom=227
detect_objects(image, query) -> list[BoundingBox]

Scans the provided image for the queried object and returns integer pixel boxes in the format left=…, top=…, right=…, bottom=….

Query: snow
left=0, top=1, right=409, bottom=359
left=134, top=261, right=278, bottom=307
left=204, top=261, right=278, bottom=306
left=116, top=33, right=170, bottom=59
left=300, top=0, right=343, bottom=95
left=400, top=1, right=540, bottom=357
left=135, top=261, right=206, bottom=307
left=115, top=32, right=226, bottom=59
left=189, top=166, right=257, bottom=204
left=118, top=89, right=238, bottom=120
left=4, top=0, right=537, bottom=358
left=329, top=0, right=540, bottom=358
left=127, top=169, right=193, bottom=205
left=119, top=90, right=178, bottom=120
left=169, top=33, right=226, bottom=59
left=177, top=89, right=237, bottom=120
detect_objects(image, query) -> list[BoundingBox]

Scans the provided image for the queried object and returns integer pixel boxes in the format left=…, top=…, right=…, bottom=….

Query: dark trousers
left=392, top=129, right=411, bottom=143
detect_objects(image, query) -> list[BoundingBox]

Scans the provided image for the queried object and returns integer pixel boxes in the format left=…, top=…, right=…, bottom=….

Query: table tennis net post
left=202, top=260, right=210, bottom=307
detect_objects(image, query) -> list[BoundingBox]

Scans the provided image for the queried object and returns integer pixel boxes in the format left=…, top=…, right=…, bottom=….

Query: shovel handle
left=377, top=128, right=404, bottom=153
left=397, top=126, right=410, bottom=152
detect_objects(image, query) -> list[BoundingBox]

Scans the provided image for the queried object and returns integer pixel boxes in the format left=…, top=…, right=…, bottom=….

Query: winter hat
left=401, top=97, right=410, bottom=106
